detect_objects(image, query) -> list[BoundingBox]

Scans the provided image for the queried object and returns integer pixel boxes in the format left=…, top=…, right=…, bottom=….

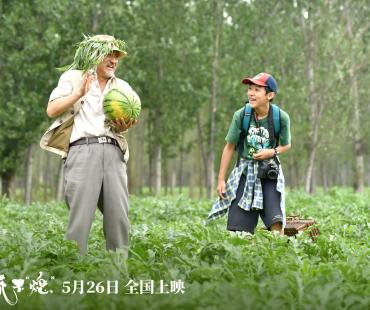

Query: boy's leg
left=270, top=222, right=283, bottom=232
left=227, top=173, right=259, bottom=233
left=260, top=178, right=284, bottom=235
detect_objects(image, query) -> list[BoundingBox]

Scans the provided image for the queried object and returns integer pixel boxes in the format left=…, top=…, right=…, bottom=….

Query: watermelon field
left=0, top=188, right=369, bottom=310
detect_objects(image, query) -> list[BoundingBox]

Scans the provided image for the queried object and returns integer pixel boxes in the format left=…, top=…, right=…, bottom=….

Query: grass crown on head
left=60, top=34, right=127, bottom=73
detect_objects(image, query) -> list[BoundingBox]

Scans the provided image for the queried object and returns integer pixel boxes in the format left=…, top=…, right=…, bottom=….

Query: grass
left=0, top=188, right=369, bottom=309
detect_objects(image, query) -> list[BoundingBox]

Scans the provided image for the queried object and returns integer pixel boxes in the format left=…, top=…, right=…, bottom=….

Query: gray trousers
left=63, top=143, right=129, bottom=255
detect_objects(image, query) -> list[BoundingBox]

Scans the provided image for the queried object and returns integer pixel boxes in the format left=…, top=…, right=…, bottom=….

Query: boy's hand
left=253, top=149, right=275, bottom=161
left=217, top=179, right=226, bottom=199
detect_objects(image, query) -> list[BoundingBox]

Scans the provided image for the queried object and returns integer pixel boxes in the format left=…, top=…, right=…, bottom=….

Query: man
left=208, top=73, right=291, bottom=235
left=40, top=35, right=136, bottom=255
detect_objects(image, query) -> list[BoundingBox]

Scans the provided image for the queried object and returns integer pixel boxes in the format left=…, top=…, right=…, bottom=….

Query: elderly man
left=40, top=35, right=136, bottom=255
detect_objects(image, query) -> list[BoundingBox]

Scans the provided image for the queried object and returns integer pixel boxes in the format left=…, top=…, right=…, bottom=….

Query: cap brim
left=113, top=49, right=127, bottom=58
left=241, top=78, right=267, bottom=86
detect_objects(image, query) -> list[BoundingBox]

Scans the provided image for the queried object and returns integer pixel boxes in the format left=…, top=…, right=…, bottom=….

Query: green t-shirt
left=225, top=105, right=291, bottom=160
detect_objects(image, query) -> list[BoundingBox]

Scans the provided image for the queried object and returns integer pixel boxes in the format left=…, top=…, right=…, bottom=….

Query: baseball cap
left=241, top=72, right=278, bottom=93
left=92, top=35, right=127, bottom=58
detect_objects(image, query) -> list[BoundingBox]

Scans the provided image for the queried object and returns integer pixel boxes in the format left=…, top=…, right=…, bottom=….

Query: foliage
left=0, top=0, right=61, bottom=178
left=1, top=0, right=370, bottom=194
left=0, top=189, right=369, bottom=309
left=60, top=34, right=127, bottom=73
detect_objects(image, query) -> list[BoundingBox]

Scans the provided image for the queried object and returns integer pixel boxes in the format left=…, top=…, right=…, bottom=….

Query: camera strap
left=254, top=109, right=280, bottom=166
left=253, top=111, right=264, bottom=150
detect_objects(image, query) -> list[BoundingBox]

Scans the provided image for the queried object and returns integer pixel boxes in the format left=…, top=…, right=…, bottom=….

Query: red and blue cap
left=242, top=72, right=278, bottom=93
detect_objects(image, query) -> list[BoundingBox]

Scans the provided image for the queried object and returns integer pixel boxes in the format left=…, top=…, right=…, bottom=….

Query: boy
left=208, top=72, right=291, bottom=234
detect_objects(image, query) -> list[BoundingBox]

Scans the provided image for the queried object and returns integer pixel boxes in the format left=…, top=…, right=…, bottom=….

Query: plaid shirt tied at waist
left=207, top=158, right=286, bottom=227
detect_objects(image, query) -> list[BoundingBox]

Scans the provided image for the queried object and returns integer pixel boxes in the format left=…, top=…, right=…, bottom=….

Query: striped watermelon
left=103, top=88, right=141, bottom=122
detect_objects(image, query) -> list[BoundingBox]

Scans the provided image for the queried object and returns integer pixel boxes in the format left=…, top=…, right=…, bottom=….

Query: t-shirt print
left=246, top=124, right=270, bottom=157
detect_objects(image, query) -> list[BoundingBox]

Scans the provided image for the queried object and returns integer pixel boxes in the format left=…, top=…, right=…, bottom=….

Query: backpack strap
left=242, top=104, right=253, bottom=132
left=236, top=102, right=252, bottom=166
left=271, top=104, right=281, bottom=137
left=271, top=104, right=281, bottom=147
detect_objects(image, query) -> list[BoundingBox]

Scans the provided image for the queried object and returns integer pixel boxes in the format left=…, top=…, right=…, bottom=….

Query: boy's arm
left=276, top=144, right=291, bottom=155
left=252, top=143, right=291, bottom=160
left=217, top=142, right=235, bottom=199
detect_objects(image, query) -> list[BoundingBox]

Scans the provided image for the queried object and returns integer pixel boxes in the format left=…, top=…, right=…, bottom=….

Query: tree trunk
left=340, top=161, right=346, bottom=186
left=163, top=155, right=168, bottom=195
left=91, top=8, right=101, bottom=32
left=152, top=58, right=164, bottom=196
left=196, top=112, right=207, bottom=197
left=148, top=112, right=154, bottom=194
left=127, top=128, right=138, bottom=194
left=287, top=156, right=295, bottom=189
left=303, top=6, right=315, bottom=193
left=351, top=78, right=364, bottom=192
left=171, top=167, right=176, bottom=195
left=301, top=4, right=324, bottom=194
left=137, top=118, right=144, bottom=195
left=189, top=154, right=194, bottom=198
left=200, top=132, right=207, bottom=199
left=1, top=171, right=14, bottom=198
left=38, top=150, right=44, bottom=198
left=206, top=0, right=223, bottom=198
left=305, top=118, right=321, bottom=193
left=153, top=142, right=161, bottom=195
left=24, top=144, right=33, bottom=204
left=179, top=137, right=185, bottom=194
left=312, top=165, right=318, bottom=192
left=344, top=2, right=364, bottom=192
left=322, top=161, right=328, bottom=190
left=43, top=153, right=51, bottom=201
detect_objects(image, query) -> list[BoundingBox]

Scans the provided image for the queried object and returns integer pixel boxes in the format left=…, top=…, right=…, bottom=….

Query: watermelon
left=103, top=88, right=141, bottom=122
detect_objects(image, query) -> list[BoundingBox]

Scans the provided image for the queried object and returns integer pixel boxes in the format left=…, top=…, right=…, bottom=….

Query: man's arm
left=217, top=142, right=235, bottom=199
left=46, top=73, right=94, bottom=118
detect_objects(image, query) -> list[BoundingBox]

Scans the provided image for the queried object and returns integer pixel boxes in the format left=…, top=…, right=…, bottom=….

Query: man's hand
left=217, top=179, right=227, bottom=199
left=253, top=149, right=275, bottom=161
left=73, top=71, right=95, bottom=98
left=111, top=118, right=138, bottom=133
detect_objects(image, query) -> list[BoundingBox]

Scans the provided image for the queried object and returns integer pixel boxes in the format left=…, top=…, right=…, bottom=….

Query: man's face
left=247, top=83, right=274, bottom=109
left=96, top=51, right=121, bottom=80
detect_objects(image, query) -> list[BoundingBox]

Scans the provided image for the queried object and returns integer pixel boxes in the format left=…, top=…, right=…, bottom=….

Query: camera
left=257, top=157, right=280, bottom=180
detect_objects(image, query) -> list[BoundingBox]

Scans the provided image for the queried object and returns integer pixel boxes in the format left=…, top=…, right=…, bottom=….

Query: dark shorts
left=226, top=173, right=283, bottom=233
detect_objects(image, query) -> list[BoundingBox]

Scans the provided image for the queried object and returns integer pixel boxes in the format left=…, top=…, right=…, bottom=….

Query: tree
left=342, top=0, right=369, bottom=192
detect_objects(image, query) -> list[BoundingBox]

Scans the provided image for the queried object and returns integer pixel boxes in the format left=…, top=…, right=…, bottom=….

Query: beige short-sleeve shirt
left=49, top=73, right=133, bottom=143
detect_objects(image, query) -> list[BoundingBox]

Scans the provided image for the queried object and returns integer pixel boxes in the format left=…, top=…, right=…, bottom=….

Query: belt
left=69, top=136, right=119, bottom=147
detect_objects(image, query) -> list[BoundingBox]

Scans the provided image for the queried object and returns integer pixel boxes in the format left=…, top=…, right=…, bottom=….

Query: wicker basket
left=284, top=215, right=320, bottom=239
